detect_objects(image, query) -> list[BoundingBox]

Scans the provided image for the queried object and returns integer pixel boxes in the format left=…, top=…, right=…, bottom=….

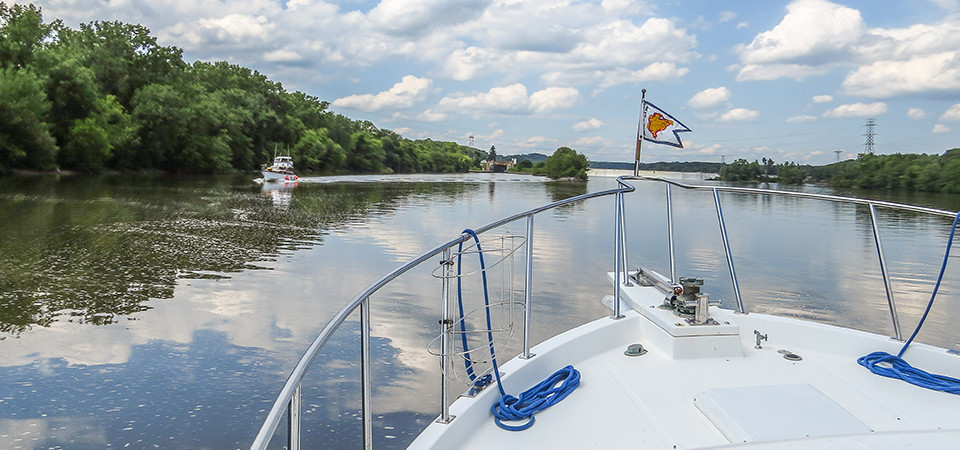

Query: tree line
left=0, top=4, right=482, bottom=174
left=720, top=149, right=960, bottom=193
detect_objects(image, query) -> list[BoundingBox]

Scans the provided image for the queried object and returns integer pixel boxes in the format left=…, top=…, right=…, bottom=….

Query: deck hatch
left=694, top=384, right=870, bottom=443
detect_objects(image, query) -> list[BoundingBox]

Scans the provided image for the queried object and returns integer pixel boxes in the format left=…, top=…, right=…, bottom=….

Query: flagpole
left=634, top=89, right=646, bottom=177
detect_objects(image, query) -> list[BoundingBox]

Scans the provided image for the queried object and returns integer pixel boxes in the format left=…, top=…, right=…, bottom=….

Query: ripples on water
left=0, top=173, right=958, bottom=448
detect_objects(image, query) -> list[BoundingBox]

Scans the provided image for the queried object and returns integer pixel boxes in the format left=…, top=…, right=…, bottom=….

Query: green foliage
left=0, top=3, right=59, bottom=70
left=720, top=158, right=809, bottom=185
left=776, top=161, right=805, bottom=185
left=0, top=67, right=56, bottom=170
left=347, top=131, right=386, bottom=173
left=0, top=4, right=482, bottom=175
left=829, top=151, right=960, bottom=193
left=534, top=147, right=589, bottom=180
left=717, top=151, right=960, bottom=192
left=516, top=159, right=533, bottom=170
left=293, top=128, right=345, bottom=172
left=720, top=158, right=762, bottom=181
left=57, top=20, right=185, bottom=107
left=59, top=116, right=110, bottom=170
left=44, top=57, right=99, bottom=146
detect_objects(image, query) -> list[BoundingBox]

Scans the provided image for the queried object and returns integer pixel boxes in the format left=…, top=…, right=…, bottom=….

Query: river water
left=1, top=172, right=958, bottom=449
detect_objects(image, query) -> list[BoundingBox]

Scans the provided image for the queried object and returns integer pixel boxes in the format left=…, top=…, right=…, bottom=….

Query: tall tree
left=536, top=146, right=588, bottom=180
left=347, top=131, right=386, bottom=173
left=0, top=67, right=57, bottom=170
left=292, top=128, right=345, bottom=172
left=0, top=3, right=60, bottom=70
left=57, top=20, right=185, bottom=108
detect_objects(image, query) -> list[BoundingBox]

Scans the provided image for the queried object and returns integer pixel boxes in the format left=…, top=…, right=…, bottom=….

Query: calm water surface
left=1, top=172, right=958, bottom=448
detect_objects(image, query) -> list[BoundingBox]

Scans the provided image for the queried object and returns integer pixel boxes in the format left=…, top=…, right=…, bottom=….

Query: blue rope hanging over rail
left=456, top=229, right=581, bottom=431
left=858, top=211, right=960, bottom=395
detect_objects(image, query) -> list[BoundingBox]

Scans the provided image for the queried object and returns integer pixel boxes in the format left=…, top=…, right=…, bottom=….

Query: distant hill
left=590, top=161, right=722, bottom=173
left=498, top=153, right=548, bottom=163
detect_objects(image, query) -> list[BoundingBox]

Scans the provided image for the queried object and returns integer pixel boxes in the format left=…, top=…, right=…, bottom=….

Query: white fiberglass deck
left=410, top=276, right=960, bottom=449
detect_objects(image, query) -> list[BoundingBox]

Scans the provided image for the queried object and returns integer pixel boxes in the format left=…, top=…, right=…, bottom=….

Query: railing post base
left=434, top=414, right=456, bottom=424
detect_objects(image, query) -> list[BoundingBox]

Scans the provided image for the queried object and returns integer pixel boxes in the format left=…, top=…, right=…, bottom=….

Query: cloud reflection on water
left=2, top=173, right=959, bottom=449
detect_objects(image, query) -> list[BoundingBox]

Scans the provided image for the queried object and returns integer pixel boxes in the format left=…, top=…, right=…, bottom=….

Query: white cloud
left=907, top=108, right=926, bottom=119
left=934, top=124, right=951, bottom=133
left=571, top=136, right=608, bottom=147
left=199, top=14, right=273, bottom=41
left=594, top=63, right=690, bottom=89
left=484, top=23, right=580, bottom=54
left=688, top=87, right=731, bottom=109
left=718, top=108, right=760, bottom=122
left=736, top=63, right=832, bottom=81
left=698, top=143, right=722, bottom=155
left=28, top=0, right=701, bottom=110
left=332, top=75, right=434, bottom=112
left=263, top=49, right=303, bottom=63
left=444, top=47, right=495, bottom=81
left=367, top=0, right=489, bottom=37
left=719, top=11, right=737, bottom=23
left=523, top=136, right=555, bottom=146
left=734, top=0, right=960, bottom=98
left=812, top=95, right=833, bottom=103
left=786, top=115, right=818, bottom=123
left=842, top=52, right=960, bottom=98
left=736, top=0, right=864, bottom=66
left=440, top=84, right=531, bottom=114
left=600, top=0, right=650, bottom=15
left=530, top=87, right=581, bottom=113
left=573, top=118, right=603, bottom=132
left=928, top=0, right=959, bottom=10
left=439, top=9, right=698, bottom=84
left=855, top=23, right=960, bottom=63
left=437, top=84, right=579, bottom=116
left=572, top=18, right=699, bottom=67
left=417, top=109, right=448, bottom=122
left=940, top=103, right=960, bottom=121
left=822, top=102, right=888, bottom=118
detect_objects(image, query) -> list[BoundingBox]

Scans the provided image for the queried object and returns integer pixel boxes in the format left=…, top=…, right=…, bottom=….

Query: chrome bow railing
left=628, top=175, right=958, bottom=340
left=251, top=174, right=958, bottom=449
left=251, top=179, right=635, bottom=449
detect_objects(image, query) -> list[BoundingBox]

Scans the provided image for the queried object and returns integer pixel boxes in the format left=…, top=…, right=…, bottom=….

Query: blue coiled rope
left=490, top=365, right=581, bottom=431
left=456, top=229, right=581, bottom=431
left=857, top=211, right=960, bottom=395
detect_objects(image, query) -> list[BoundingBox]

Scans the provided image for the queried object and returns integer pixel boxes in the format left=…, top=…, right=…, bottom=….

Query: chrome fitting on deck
left=671, top=277, right=721, bottom=325
left=633, top=268, right=722, bottom=326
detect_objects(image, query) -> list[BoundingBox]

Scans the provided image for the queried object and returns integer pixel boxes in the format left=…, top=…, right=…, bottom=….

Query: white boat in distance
left=262, top=156, right=298, bottom=182
left=253, top=176, right=960, bottom=449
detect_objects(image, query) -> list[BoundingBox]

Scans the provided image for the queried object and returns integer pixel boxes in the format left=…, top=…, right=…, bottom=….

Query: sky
left=14, top=0, right=960, bottom=165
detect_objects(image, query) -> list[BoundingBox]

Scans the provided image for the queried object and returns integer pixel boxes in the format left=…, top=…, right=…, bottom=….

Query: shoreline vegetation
left=3, top=4, right=956, bottom=191
left=714, top=150, right=960, bottom=193
left=0, top=4, right=589, bottom=181
left=0, top=4, right=485, bottom=176
left=590, top=151, right=960, bottom=194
